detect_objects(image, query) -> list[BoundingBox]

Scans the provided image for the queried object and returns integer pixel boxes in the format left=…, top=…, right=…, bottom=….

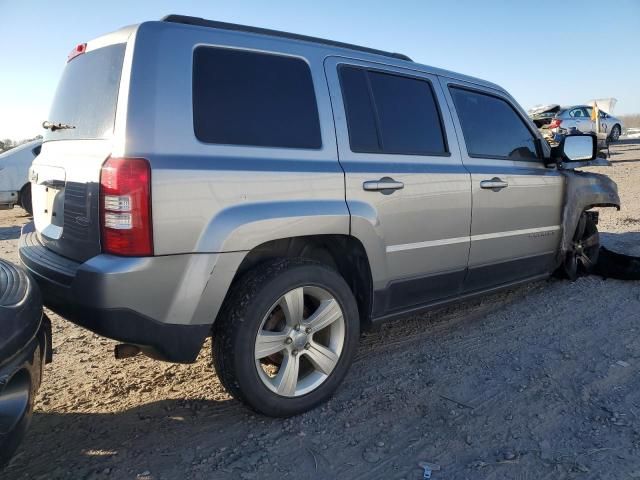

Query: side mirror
left=552, top=134, right=597, bottom=163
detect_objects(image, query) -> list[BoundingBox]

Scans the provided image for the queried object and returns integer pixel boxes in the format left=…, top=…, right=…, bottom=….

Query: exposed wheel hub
left=290, top=328, right=309, bottom=350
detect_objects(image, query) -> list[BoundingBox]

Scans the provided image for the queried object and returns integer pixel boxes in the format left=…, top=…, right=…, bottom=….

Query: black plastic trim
left=162, top=14, right=412, bottom=62
left=371, top=272, right=550, bottom=325
left=372, top=269, right=465, bottom=316
left=371, top=253, right=556, bottom=323
left=19, top=225, right=79, bottom=287
left=463, top=253, right=556, bottom=292
left=45, top=299, right=210, bottom=364
left=18, top=226, right=209, bottom=364
left=23, top=260, right=208, bottom=364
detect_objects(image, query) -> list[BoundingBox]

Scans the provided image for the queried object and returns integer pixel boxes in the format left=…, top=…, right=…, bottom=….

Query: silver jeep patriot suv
left=19, top=15, right=619, bottom=416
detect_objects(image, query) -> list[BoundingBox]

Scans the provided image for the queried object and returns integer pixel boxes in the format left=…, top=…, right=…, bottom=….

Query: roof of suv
left=160, top=14, right=504, bottom=93
left=163, top=15, right=413, bottom=62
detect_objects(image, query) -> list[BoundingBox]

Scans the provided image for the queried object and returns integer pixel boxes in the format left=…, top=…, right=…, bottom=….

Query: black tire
left=0, top=362, right=38, bottom=468
left=19, top=184, right=32, bottom=215
left=562, top=213, right=599, bottom=281
left=608, top=124, right=621, bottom=143
left=213, top=258, right=359, bottom=417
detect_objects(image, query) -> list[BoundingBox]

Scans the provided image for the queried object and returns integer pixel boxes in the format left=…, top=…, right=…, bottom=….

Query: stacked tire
left=0, top=259, right=50, bottom=468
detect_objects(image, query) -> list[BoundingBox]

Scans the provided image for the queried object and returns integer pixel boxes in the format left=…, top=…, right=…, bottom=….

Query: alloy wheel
left=254, top=286, right=345, bottom=397
left=564, top=214, right=599, bottom=280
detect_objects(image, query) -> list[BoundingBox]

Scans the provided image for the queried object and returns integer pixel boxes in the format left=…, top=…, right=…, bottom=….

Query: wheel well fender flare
left=195, top=200, right=350, bottom=253
left=558, top=170, right=620, bottom=262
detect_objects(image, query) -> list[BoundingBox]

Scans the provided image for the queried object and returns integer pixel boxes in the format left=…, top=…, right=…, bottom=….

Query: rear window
left=193, top=47, right=322, bottom=149
left=44, top=43, right=126, bottom=141
left=339, top=66, right=447, bottom=155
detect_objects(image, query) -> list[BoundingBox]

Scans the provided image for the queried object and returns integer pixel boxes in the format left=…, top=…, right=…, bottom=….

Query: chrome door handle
left=363, top=177, right=404, bottom=193
left=480, top=177, right=508, bottom=191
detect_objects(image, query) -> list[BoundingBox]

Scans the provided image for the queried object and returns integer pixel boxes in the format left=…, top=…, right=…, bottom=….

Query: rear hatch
left=31, top=41, right=128, bottom=262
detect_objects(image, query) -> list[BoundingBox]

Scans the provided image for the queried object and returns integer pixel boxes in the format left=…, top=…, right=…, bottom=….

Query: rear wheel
left=213, top=258, right=359, bottom=417
left=563, top=212, right=599, bottom=280
left=608, top=124, right=621, bottom=143
left=19, top=184, right=32, bottom=215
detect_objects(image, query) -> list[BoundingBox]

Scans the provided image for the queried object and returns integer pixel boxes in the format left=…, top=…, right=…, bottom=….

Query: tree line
left=0, top=135, right=43, bottom=153
left=619, top=115, right=640, bottom=130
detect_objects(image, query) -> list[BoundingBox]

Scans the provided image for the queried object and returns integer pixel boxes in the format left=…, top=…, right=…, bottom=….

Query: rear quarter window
left=193, top=47, right=322, bottom=149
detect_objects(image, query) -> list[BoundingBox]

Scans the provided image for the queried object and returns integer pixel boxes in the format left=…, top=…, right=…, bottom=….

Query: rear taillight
left=549, top=119, right=562, bottom=129
left=100, top=157, right=153, bottom=256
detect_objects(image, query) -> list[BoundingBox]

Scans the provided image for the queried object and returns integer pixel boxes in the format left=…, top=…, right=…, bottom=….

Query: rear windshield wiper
left=42, top=120, right=76, bottom=131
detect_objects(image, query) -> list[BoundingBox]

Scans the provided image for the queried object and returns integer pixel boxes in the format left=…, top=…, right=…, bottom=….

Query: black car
left=0, top=258, right=51, bottom=468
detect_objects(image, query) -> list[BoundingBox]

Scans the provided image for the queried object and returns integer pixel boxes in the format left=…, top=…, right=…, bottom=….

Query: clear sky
left=1, top=0, right=639, bottom=140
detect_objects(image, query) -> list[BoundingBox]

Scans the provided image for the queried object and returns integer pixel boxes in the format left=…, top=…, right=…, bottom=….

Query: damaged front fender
left=558, top=170, right=620, bottom=264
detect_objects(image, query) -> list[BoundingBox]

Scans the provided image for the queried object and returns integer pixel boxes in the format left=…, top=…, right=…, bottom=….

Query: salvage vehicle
left=0, top=259, right=51, bottom=467
left=0, top=140, right=41, bottom=214
left=18, top=15, right=620, bottom=417
left=548, top=106, right=624, bottom=142
left=528, top=104, right=560, bottom=128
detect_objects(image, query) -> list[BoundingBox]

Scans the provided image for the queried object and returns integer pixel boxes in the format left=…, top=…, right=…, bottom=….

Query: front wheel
left=563, top=212, right=599, bottom=280
left=213, top=258, right=359, bottom=417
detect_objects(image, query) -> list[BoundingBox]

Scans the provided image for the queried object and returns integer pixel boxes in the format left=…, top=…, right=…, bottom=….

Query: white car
left=548, top=106, right=624, bottom=142
left=0, top=140, right=41, bottom=214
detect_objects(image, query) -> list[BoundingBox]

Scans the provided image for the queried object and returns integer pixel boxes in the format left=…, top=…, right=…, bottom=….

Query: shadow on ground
left=5, top=398, right=252, bottom=479
left=0, top=226, right=21, bottom=241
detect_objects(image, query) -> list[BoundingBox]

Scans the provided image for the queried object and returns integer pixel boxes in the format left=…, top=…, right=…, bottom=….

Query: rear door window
left=570, top=107, right=588, bottom=118
left=449, top=87, right=538, bottom=161
left=193, top=47, right=322, bottom=149
left=339, top=66, right=448, bottom=155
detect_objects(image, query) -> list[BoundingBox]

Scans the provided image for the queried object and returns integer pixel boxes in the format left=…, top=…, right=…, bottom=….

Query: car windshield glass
left=44, top=43, right=126, bottom=141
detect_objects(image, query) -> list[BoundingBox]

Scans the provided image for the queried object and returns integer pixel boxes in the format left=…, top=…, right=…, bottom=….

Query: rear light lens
left=67, top=43, right=87, bottom=63
left=549, top=119, right=562, bottom=129
left=100, top=157, right=153, bottom=256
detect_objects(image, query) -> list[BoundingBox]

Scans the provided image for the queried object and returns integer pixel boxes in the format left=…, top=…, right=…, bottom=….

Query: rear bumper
left=18, top=223, right=222, bottom=363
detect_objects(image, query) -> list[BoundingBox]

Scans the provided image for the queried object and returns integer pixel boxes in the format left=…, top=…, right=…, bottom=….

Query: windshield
left=44, top=43, right=126, bottom=141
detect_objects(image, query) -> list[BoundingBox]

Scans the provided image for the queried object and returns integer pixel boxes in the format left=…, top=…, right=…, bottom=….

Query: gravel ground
left=2, top=140, right=640, bottom=480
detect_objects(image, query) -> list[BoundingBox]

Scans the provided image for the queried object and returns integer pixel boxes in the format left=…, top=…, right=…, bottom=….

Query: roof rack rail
left=161, top=14, right=413, bottom=62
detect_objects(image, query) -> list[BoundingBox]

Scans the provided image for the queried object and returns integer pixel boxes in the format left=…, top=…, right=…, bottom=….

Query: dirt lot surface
left=2, top=140, right=640, bottom=480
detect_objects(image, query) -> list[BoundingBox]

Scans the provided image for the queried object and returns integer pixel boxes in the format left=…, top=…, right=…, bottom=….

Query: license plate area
left=32, top=166, right=66, bottom=240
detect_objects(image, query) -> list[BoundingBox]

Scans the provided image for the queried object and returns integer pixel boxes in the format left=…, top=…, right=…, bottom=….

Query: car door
left=570, top=107, right=594, bottom=133
left=441, top=79, right=564, bottom=292
left=324, top=58, right=472, bottom=317
left=597, top=109, right=610, bottom=136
